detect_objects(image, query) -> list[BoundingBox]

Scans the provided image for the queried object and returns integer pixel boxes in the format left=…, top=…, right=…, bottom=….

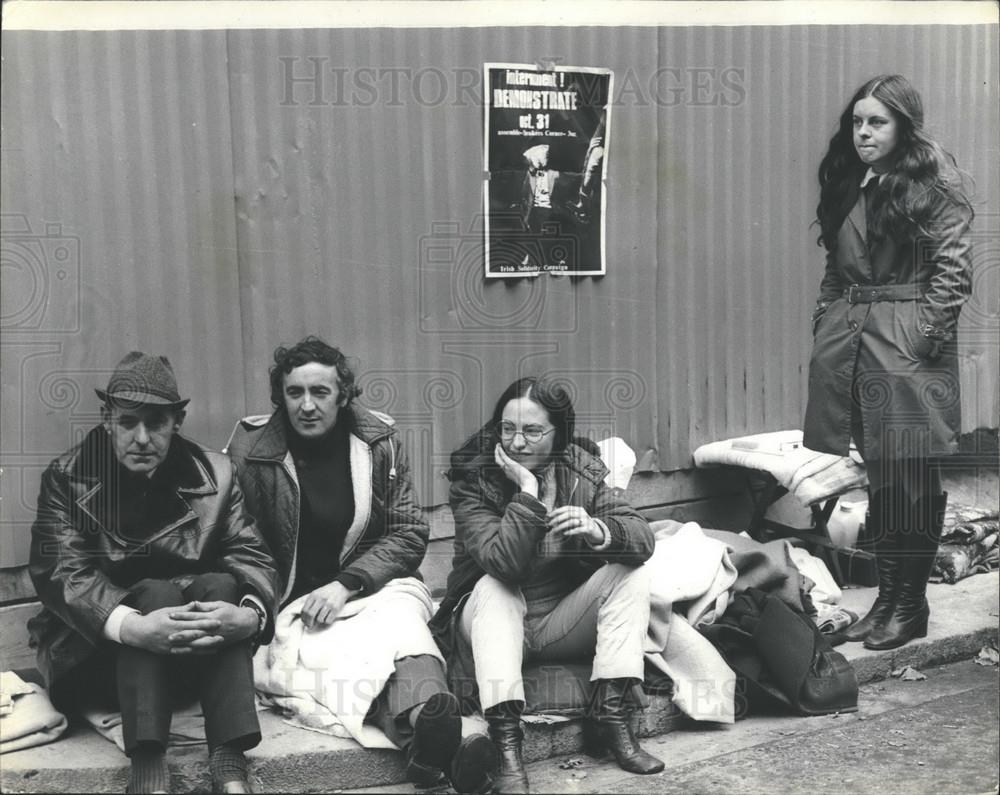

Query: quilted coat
left=226, top=404, right=429, bottom=607
left=429, top=442, right=655, bottom=653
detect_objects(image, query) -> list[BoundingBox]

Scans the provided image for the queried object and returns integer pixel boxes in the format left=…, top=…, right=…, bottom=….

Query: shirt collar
left=860, top=168, right=881, bottom=189
left=538, top=463, right=558, bottom=511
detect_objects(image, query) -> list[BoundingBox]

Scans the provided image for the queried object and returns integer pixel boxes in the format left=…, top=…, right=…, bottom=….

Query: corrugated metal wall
left=2, top=23, right=997, bottom=567
left=226, top=26, right=662, bottom=504
left=656, top=24, right=999, bottom=464
left=1, top=30, right=246, bottom=566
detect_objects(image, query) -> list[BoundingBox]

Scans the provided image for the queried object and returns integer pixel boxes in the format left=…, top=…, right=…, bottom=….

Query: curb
left=3, top=576, right=996, bottom=794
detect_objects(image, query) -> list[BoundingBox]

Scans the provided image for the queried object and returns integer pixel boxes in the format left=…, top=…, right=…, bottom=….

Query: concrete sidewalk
left=431, top=654, right=999, bottom=795
left=2, top=573, right=996, bottom=794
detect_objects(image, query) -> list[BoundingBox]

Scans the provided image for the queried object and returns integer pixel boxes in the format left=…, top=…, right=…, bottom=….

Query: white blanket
left=253, top=577, right=444, bottom=748
left=81, top=700, right=206, bottom=752
left=643, top=521, right=739, bottom=724
left=693, top=430, right=867, bottom=507
left=0, top=673, right=68, bottom=754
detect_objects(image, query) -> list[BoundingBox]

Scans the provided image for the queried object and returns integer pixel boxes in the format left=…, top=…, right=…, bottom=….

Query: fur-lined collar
left=65, top=426, right=215, bottom=494
left=239, top=404, right=395, bottom=461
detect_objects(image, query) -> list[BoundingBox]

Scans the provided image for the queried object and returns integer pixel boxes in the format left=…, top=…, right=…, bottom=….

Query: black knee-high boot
left=843, top=487, right=902, bottom=642
left=865, top=492, right=946, bottom=650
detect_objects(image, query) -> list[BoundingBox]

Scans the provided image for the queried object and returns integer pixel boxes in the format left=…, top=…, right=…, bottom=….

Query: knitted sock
left=209, top=743, right=249, bottom=785
left=126, top=743, right=169, bottom=794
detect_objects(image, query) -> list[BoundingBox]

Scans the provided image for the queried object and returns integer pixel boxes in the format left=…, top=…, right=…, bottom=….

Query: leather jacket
left=804, top=185, right=972, bottom=459
left=28, top=427, right=280, bottom=686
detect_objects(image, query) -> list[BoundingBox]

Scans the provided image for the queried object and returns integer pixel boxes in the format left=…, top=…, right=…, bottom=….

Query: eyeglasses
left=496, top=421, right=556, bottom=445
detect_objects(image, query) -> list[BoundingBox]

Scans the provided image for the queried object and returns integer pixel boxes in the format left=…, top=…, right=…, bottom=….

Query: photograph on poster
left=484, top=63, right=611, bottom=278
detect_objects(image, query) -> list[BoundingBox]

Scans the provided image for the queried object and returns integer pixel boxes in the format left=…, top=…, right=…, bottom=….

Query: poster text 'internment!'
left=484, top=63, right=612, bottom=278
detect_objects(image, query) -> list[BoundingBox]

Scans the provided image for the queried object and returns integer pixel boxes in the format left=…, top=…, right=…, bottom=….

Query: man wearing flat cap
left=28, top=352, right=279, bottom=794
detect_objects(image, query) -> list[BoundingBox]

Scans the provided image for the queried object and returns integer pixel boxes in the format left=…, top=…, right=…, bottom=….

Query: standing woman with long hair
left=804, top=74, right=974, bottom=650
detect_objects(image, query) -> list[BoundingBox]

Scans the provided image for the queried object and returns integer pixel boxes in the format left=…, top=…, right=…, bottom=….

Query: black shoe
left=449, top=733, right=500, bottom=794
left=405, top=692, right=462, bottom=788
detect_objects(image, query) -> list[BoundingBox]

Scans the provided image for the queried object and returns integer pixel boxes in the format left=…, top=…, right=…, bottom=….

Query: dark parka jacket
left=225, top=405, right=429, bottom=607
left=803, top=184, right=972, bottom=460
left=28, top=428, right=280, bottom=687
left=429, top=442, right=655, bottom=655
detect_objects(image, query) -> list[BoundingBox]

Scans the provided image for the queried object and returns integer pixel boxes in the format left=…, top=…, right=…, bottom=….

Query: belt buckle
left=847, top=284, right=861, bottom=303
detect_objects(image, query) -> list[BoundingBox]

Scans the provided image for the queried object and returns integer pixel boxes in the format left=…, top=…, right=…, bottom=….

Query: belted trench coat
left=803, top=184, right=972, bottom=461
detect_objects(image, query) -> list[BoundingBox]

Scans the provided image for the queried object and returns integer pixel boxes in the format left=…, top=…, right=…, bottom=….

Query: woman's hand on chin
left=495, top=443, right=539, bottom=497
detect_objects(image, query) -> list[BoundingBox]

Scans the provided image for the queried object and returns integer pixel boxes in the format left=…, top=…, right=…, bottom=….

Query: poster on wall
left=484, top=63, right=612, bottom=278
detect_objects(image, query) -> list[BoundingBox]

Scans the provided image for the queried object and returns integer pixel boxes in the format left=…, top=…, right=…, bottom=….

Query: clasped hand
left=494, top=444, right=602, bottom=546
left=546, top=505, right=603, bottom=546
left=120, top=601, right=258, bottom=655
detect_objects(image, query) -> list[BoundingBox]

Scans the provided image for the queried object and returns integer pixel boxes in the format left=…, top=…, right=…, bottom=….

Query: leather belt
left=844, top=283, right=926, bottom=304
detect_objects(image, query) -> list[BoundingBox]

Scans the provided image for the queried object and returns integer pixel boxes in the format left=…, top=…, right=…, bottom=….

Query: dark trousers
left=57, top=572, right=260, bottom=755
left=851, top=404, right=944, bottom=558
left=851, top=403, right=942, bottom=502
left=366, top=654, right=449, bottom=750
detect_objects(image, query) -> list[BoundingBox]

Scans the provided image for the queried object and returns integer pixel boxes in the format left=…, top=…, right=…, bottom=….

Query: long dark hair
left=815, top=74, right=973, bottom=250
left=448, top=376, right=577, bottom=480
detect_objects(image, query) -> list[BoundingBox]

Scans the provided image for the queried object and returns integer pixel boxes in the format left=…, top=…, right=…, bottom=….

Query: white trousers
left=458, top=564, right=651, bottom=711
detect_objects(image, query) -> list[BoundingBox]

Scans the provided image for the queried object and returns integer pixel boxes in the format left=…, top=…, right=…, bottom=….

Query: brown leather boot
left=588, top=679, right=664, bottom=775
left=485, top=702, right=530, bottom=794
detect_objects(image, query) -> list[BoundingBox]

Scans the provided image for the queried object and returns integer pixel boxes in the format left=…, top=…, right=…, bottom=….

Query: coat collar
left=846, top=185, right=868, bottom=247
left=847, top=170, right=885, bottom=250
left=68, top=426, right=215, bottom=495
left=68, top=427, right=217, bottom=545
left=244, top=404, right=393, bottom=462
left=476, top=442, right=609, bottom=505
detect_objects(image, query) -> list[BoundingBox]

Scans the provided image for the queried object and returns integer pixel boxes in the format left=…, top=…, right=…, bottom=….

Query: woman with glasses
left=430, top=376, right=663, bottom=793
